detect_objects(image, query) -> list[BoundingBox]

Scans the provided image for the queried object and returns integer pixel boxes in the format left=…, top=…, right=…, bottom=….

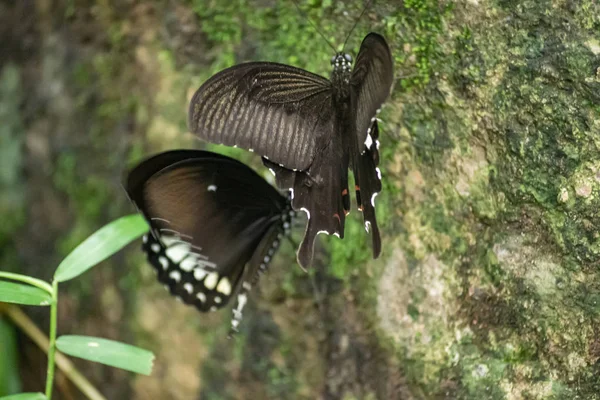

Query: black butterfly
left=126, top=150, right=293, bottom=331
left=188, top=32, right=393, bottom=268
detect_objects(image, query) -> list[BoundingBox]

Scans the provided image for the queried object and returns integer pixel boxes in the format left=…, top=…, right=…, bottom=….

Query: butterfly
left=126, top=149, right=293, bottom=331
left=188, top=32, right=393, bottom=268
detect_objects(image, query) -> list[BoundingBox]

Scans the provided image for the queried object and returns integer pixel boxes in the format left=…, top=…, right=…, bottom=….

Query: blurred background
left=1, top=0, right=599, bottom=399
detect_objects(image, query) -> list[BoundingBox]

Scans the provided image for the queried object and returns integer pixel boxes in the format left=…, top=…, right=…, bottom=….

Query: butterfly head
left=330, top=53, right=353, bottom=88
left=330, top=53, right=353, bottom=72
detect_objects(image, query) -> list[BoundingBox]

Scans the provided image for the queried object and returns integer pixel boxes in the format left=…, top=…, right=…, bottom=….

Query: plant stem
left=0, top=304, right=106, bottom=400
left=0, top=271, right=54, bottom=294
left=45, top=280, right=59, bottom=399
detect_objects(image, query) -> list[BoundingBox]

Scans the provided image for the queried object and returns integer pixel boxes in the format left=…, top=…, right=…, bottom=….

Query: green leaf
left=0, top=393, right=47, bottom=400
left=56, top=335, right=154, bottom=375
left=0, top=281, right=52, bottom=306
left=54, top=214, right=148, bottom=282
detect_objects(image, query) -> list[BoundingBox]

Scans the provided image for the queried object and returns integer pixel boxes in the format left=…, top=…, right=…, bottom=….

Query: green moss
left=382, top=0, right=452, bottom=90
left=367, top=0, right=600, bottom=397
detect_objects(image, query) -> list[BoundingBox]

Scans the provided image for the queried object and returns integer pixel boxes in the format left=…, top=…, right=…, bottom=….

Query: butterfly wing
left=188, top=62, right=334, bottom=171
left=264, top=146, right=349, bottom=269
left=126, top=150, right=291, bottom=312
left=351, top=32, right=394, bottom=149
left=352, top=119, right=383, bottom=258
left=347, top=33, right=393, bottom=259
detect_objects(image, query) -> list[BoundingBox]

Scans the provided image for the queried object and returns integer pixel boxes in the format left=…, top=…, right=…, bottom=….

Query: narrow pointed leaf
left=56, top=335, right=154, bottom=375
left=0, top=281, right=52, bottom=306
left=54, top=214, right=149, bottom=282
left=0, top=393, right=47, bottom=400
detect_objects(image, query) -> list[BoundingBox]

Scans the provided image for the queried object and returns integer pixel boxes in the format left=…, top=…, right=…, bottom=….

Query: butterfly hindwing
left=264, top=146, right=349, bottom=267
left=352, top=119, right=383, bottom=258
left=127, top=150, right=291, bottom=313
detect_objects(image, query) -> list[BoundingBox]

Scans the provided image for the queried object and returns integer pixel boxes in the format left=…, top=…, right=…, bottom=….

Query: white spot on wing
left=300, top=207, right=310, bottom=220
left=316, top=230, right=330, bottom=236
left=371, top=192, right=379, bottom=207
left=193, top=268, right=207, bottom=281
left=180, top=257, right=196, bottom=272
left=183, top=283, right=193, bottom=294
left=364, top=133, right=374, bottom=149
left=151, top=243, right=161, bottom=253
left=196, top=292, right=206, bottom=302
left=142, top=235, right=148, bottom=244
left=333, top=232, right=340, bottom=238
left=289, top=188, right=294, bottom=199
left=165, top=243, right=190, bottom=263
left=161, top=236, right=180, bottom=247
left=214, top=296, right=222, bottom=304
left=169, top=270, right=181, bottom=282
left=365, top=221, right=371, bottom=233
left=269, top=168, right=275, bottom=176
left=207, top=184, right=217, bottom=192
left=376, top=167, right=382, bottom=180
left=158, top=256, right=169, bottom=270
left=216, top=278, right=232, bottom=296
left=204, top=272, right=218, bottom=290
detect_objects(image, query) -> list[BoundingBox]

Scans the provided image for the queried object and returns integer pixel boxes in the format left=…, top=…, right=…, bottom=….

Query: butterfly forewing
left=189, top=62, right=333, bottom=171
left=126, top=150, right=290, bottom=312
left=351, top=33, right=394, bottom=150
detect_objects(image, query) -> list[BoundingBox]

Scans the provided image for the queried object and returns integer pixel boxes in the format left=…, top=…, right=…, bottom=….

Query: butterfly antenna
left=341, top=0, right=373, bottom=52
left=290, top=0, right=338, bottom=53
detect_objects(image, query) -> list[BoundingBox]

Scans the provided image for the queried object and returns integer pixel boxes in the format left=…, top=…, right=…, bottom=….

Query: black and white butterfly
left=126, top=150, right=293, bottom=331
left=188, top=32, right=393, bottom=268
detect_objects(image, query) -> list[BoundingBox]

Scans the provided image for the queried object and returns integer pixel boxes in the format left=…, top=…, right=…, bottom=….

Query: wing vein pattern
left=189, top=62, right=333, bottom=171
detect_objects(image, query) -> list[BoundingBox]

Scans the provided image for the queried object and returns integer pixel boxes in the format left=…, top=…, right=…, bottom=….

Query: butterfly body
left=189, top=33, right=393, bottom=267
